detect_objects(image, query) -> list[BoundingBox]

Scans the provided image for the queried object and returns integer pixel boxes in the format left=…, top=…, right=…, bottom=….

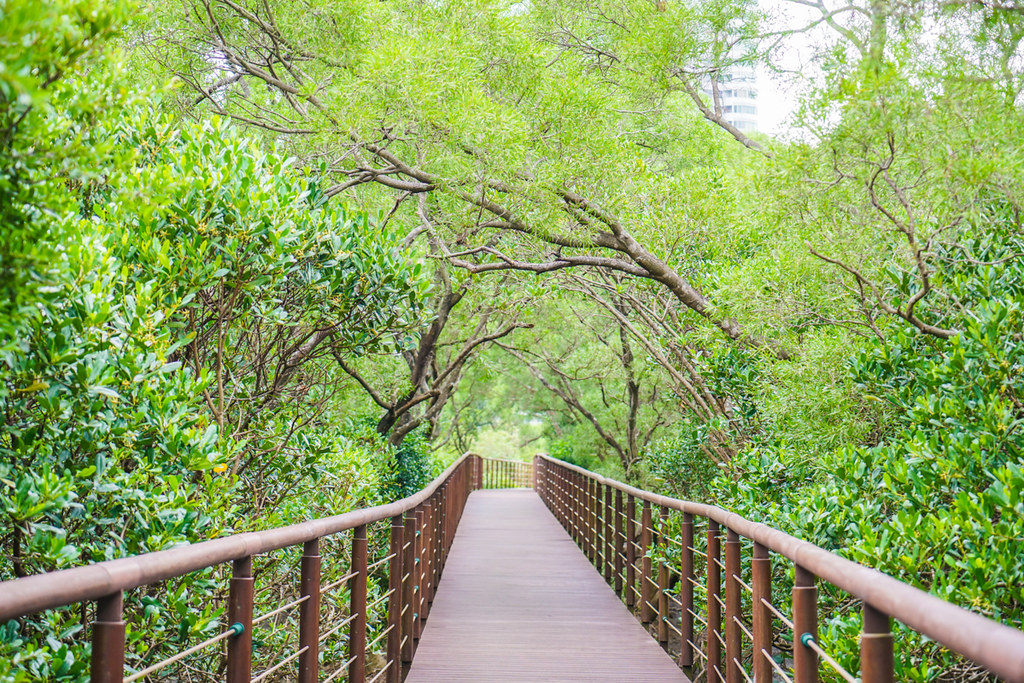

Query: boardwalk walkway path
left=405, top=489, right=690, bottom=682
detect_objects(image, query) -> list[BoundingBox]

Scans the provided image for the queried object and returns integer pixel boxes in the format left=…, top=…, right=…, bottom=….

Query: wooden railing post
left=625, top=495, right=637, bottom=608
left=401, top=512, right=416, bottom=665
left=680, top=512, right=694, bottom=668
left=657, top=561, right=669, bottom=646
left=603, top=483, right=614, bottom=583
left=227, top=556, right=253, bottom=683
left=861, top=603, right=895, bottom=683
left=590, top=479, right=599, bottom=566
left=349, top=524, right=368, bottom=683
left=414, top=508, right=425, bottom=643
left=725, top=529, right=741, bottom=683
left=424, top=501, right=436, bottom=606
left=90, top=592, right=124, bottom=683
left=574, top=472, right=582, bottom=545
left=793, top=565, right=818, bottom=683
left=707, top=519, right=723, bottom=683
left=752, top=542, right=772, bottom=683
left=299, top=539, right=321, bottom=683
left=614, top=489, right=624, bottom=595
left=640, top=502, right=654, bottom=624
left=388, top=516, right=404, bottom=683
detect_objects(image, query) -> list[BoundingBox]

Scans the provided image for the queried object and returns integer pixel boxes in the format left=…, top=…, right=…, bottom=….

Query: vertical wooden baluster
left=751, top=542, right=772, bottom=683
left=414, top=508, right=426, bottom=642
left=725, top=529, right=741, bottom=683
left=91, top=592, right=124, bottom=683
left=299, top=540, right=321, bottom=683
left=861, top=604, right=894, bottom=683
left=680, top=512, right=694, bottom=668
left=604, top=483, right=614, bottom=584
left=657, top=562, right=669, bottom=646
left=640, top=502, right=654, bottom=624
left=581, top=477, right=589, bottom=557
left=435, top=496, right=443, bottom=593
left=708, top=520, right=723, bottom=683
left=587, top=478, right=595, bottom=559
left=576, top=473, right=584, bottom=547
left=432, top=499, right=442, bottom=605
left=388, top=516, right=404, bottom=683
left=573, top=471, right=581, bottom=532
left=588, top=478, right=597, bottom=563
left=566, top=472, right=574, bottom=537
left=614, top=489, right=624, bottom=596
left=589, top=479, right=598, bottom=565
left=401, top=512, right=416, bottom=665
left=793, top=565, right=818, bottom=683
left=227, top=556, right=254, bottom=683
left=553, top=467, right=560, bottom=522
left=625, top=495, right=637, bottom=608
left=349, top=525, right=368, bottom=683
left=442, top=484, right=450, bottom=569
left=551, top=466, right=559, bottom=520
left=565, top=471, right=573, bottom=528
left=423, top=501, right=434, bottom=610
left=582, top=475, right=588, bottom=552
left=573, top=473, right=581, bottom=544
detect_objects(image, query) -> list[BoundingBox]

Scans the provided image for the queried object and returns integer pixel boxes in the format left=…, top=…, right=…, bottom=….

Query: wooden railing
left=480, top=457, right=533, bottom=489
left=0, top=453, right=489, bottom=683
left=534, top=455, right=1024, bottom=683
left=6, top=452, right=1021, bottom=682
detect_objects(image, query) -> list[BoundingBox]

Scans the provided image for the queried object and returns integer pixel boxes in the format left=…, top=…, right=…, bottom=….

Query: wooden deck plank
left=405, top=489, right=691, bottom=682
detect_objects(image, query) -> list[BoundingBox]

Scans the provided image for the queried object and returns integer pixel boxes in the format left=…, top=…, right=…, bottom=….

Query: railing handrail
left=536, top=454, right=1024, bottom=682
left=0, top=452, right=481, bottom=622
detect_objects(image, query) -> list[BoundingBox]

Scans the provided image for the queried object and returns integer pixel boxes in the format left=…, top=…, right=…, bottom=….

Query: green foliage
left=644, top=425, right=723, bottom=501
left=1, top=3, right=433, bottom=677
left=707, top=221, right=1024, bottom=680
left=392, top=427, right=436, bottom=497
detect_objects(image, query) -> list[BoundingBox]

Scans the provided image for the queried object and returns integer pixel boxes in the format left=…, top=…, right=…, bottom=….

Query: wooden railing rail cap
left=535, top=454, right=1024, bottom=682
left=0, top=453, right=482, bottom=622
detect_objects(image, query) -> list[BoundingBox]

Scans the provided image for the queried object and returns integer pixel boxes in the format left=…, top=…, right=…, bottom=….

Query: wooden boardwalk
left=405, top=489, right=690, bottom=682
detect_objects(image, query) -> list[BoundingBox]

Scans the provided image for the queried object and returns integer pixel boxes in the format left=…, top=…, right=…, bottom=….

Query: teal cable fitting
left=229, top=622, right=245, bottom=637
left=800, top=632, right=814, bottom=647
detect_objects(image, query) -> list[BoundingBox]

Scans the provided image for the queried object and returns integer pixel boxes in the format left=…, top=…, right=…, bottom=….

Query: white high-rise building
left=705, top=64, right=759, bottom=132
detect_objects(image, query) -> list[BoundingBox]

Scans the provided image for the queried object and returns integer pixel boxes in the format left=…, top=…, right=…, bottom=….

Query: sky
left=755, top=0, right=822, bottom=137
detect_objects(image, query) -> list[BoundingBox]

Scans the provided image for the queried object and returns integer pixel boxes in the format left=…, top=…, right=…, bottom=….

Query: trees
left=495, top=289, right=673, bottom=473
left=140, top=0, right=782, bottom=351
left=1, top=4, right=431, bottom=674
